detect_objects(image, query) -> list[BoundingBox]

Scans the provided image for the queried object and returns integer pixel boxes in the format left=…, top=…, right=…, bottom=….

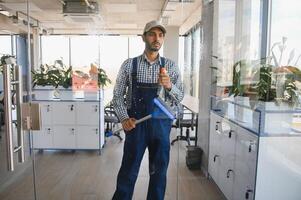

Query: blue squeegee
left=113, top=97, right=175, bottom=133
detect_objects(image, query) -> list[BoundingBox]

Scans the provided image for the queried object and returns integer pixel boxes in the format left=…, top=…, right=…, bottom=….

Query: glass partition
left=0, top=1, right=36, bottom=199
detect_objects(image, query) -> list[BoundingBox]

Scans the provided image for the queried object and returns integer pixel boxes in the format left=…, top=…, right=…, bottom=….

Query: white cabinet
left=52, top=102, right=76, bottom=125
left=76, top=126, right=99, bottom=149
left=53, top=126, right=76, bottom=149
left=233, top=126, right=257, bottom=200
left=209, top=112, right=258, bottom=200
left=76, top=102, right=99, bottom=125
left=209, top=113, right=222, bottom=185
left=40, top=102, right=52, bottom=126
left=218, top=119, right=236, bottom=200
left=32, top=100, right=104, bottom=151
left=32, top=126, right=53, bottom=149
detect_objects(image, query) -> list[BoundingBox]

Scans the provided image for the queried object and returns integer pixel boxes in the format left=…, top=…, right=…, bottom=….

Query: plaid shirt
left=112, top=53, right=184, bottom=122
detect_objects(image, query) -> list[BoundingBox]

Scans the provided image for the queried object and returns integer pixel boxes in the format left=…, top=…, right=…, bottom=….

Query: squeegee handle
left=113, top=114, right=152, bottom=134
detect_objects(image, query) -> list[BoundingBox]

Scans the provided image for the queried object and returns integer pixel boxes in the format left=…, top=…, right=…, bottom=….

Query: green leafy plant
left=1, top=54, right=16, bottom=80
left=32, top=64, right=60, bottom=88
left=97, top=68, right=111, bottom=87
left=32, top=60, right=73, bottom=89
left=229, top=60, right=247, bottom=97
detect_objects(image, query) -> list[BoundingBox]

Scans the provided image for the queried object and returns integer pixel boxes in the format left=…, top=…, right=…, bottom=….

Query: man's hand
left=122, top=118, right=136, bottom=132
left=158, top=68, right=172, bottom=90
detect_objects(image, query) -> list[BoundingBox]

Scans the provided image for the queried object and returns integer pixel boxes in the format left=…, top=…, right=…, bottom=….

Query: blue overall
left=112, top=57, right=172, bottom=200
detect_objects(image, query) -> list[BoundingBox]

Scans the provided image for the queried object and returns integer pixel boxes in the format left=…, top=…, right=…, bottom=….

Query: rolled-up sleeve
left=166, top=61, right=184, bottom=103
left=112, top=59, right=130, bottom=122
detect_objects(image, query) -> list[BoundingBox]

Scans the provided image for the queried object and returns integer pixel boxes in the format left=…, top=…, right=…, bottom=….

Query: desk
left=181, top=95, right=199, bottom=146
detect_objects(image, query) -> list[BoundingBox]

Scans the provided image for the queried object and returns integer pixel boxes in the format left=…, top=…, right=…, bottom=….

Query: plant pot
left=84, top=90, right=99, bottom=100
left=59, top=88, right=74, bottom=100
left=33, top=86, right=55, bottom=100
left=227, top=96, right=235, bottom=119
left=254, top=101, right=294, bottom=135
left=234, top=96, right=252, bottom=125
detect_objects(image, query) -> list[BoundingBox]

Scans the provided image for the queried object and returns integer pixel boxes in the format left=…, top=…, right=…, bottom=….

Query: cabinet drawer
left=40, top=102, right=52, bottom=126
left=53, top=126, right=76, bottom=149
left=32, top=126, right=53, bottom=149
left=52, top=102, right=76, bottom=125
left=76, top=102, right=99, bottom=125
left=76, top=126, right=99, bottom=149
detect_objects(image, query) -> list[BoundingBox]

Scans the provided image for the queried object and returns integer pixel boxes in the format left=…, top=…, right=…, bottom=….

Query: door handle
left=15, top=65, right=25, bottom=163
left=3, top=64, right=14, bottom=171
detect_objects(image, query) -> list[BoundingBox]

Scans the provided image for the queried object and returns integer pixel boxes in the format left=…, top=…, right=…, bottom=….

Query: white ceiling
left=0, top=0, right=202, bottom=35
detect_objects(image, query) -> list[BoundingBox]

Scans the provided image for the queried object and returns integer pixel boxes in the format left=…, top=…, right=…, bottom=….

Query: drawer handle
left=94, top=105, right=98, bottom=112
left=215, top=121, right=220, bottom=131
left=229, top=130, right=234, bottom=138
left=47, top=128, right=51, bottom=134
left=213, top=155, right=219, bottom=162
left=95, top=129, right=98, bottom=134
left=70, top=105, right=74, bottom=111
left=248, top=141, right=256, bottom=152
left=245, top=189, right=253, bottom=199
left=71, top=128, right=75, bottom=134
left=47, top=105, right=50, bottom=112
left=226, top=169, right=233, bottom=178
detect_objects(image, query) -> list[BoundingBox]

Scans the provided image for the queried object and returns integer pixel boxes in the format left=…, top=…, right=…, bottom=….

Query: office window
left=41, top=35, right=69, bottom=66
left=129, top=36, right=145, bottom=58
left=0, top=35, right=12, bottom=55
left=183, top=34, right=192, bottom=95
left=214, top=0, right=236, bottom=88
left=236, top=0, right=262, bottom=85
left=192, top=26, right=201, bottom=97
left=178, top=36, right=185, bottom=81
left=270, top=0, right=301, bottom=69
left=99, top=36, right=128, bottom=103
left=70, top=36, right=99, bottom=70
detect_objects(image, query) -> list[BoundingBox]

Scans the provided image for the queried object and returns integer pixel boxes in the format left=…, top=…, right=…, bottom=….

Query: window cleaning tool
left=113, top=97, right=175, bottom=134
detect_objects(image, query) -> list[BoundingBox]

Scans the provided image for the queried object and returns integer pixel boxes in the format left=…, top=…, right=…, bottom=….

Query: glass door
left=0, top=1, right=36, bottom=199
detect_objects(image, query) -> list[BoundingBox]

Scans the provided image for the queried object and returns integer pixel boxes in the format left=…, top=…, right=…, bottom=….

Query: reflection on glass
left=183, top=34, right=192, bottom=95
left=271, top=0, right=301, bottom=69
left=192, top=27, right=201, bottom=97
left=269, top=0, right=301, bottom=108
left=215, top=0, right=236, bottom=88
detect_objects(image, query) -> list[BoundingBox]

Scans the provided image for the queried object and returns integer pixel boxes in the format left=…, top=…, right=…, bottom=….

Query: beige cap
left=143, top=20, right=166, bottom=34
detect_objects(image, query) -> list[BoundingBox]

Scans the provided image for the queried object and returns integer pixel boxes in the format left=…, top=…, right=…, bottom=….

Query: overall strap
left=131, top=57, right=138, bottom=109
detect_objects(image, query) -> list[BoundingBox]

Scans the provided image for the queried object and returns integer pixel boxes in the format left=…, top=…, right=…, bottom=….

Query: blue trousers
left=112, top=118, right=172, bottom=200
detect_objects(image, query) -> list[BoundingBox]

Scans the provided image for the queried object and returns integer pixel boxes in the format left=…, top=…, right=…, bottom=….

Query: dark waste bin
left=186, top=146, right=202, bottom=170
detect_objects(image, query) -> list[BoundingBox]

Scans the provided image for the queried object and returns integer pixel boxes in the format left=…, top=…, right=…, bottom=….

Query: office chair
left=171, top=106, right=197, bottom=146
left=104, top=103, right=123, bottom=141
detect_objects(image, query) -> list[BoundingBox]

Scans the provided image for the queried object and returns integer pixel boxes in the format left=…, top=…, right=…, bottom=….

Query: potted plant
left=253, top=38, right=301, bottom=134
left=32, top=60, right=73, bottom=99
left=229, top=59, right=253, bottom=123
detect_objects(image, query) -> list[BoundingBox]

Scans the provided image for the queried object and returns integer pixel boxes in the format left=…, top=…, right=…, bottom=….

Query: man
left=112, top=20, right=184, bottom=200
